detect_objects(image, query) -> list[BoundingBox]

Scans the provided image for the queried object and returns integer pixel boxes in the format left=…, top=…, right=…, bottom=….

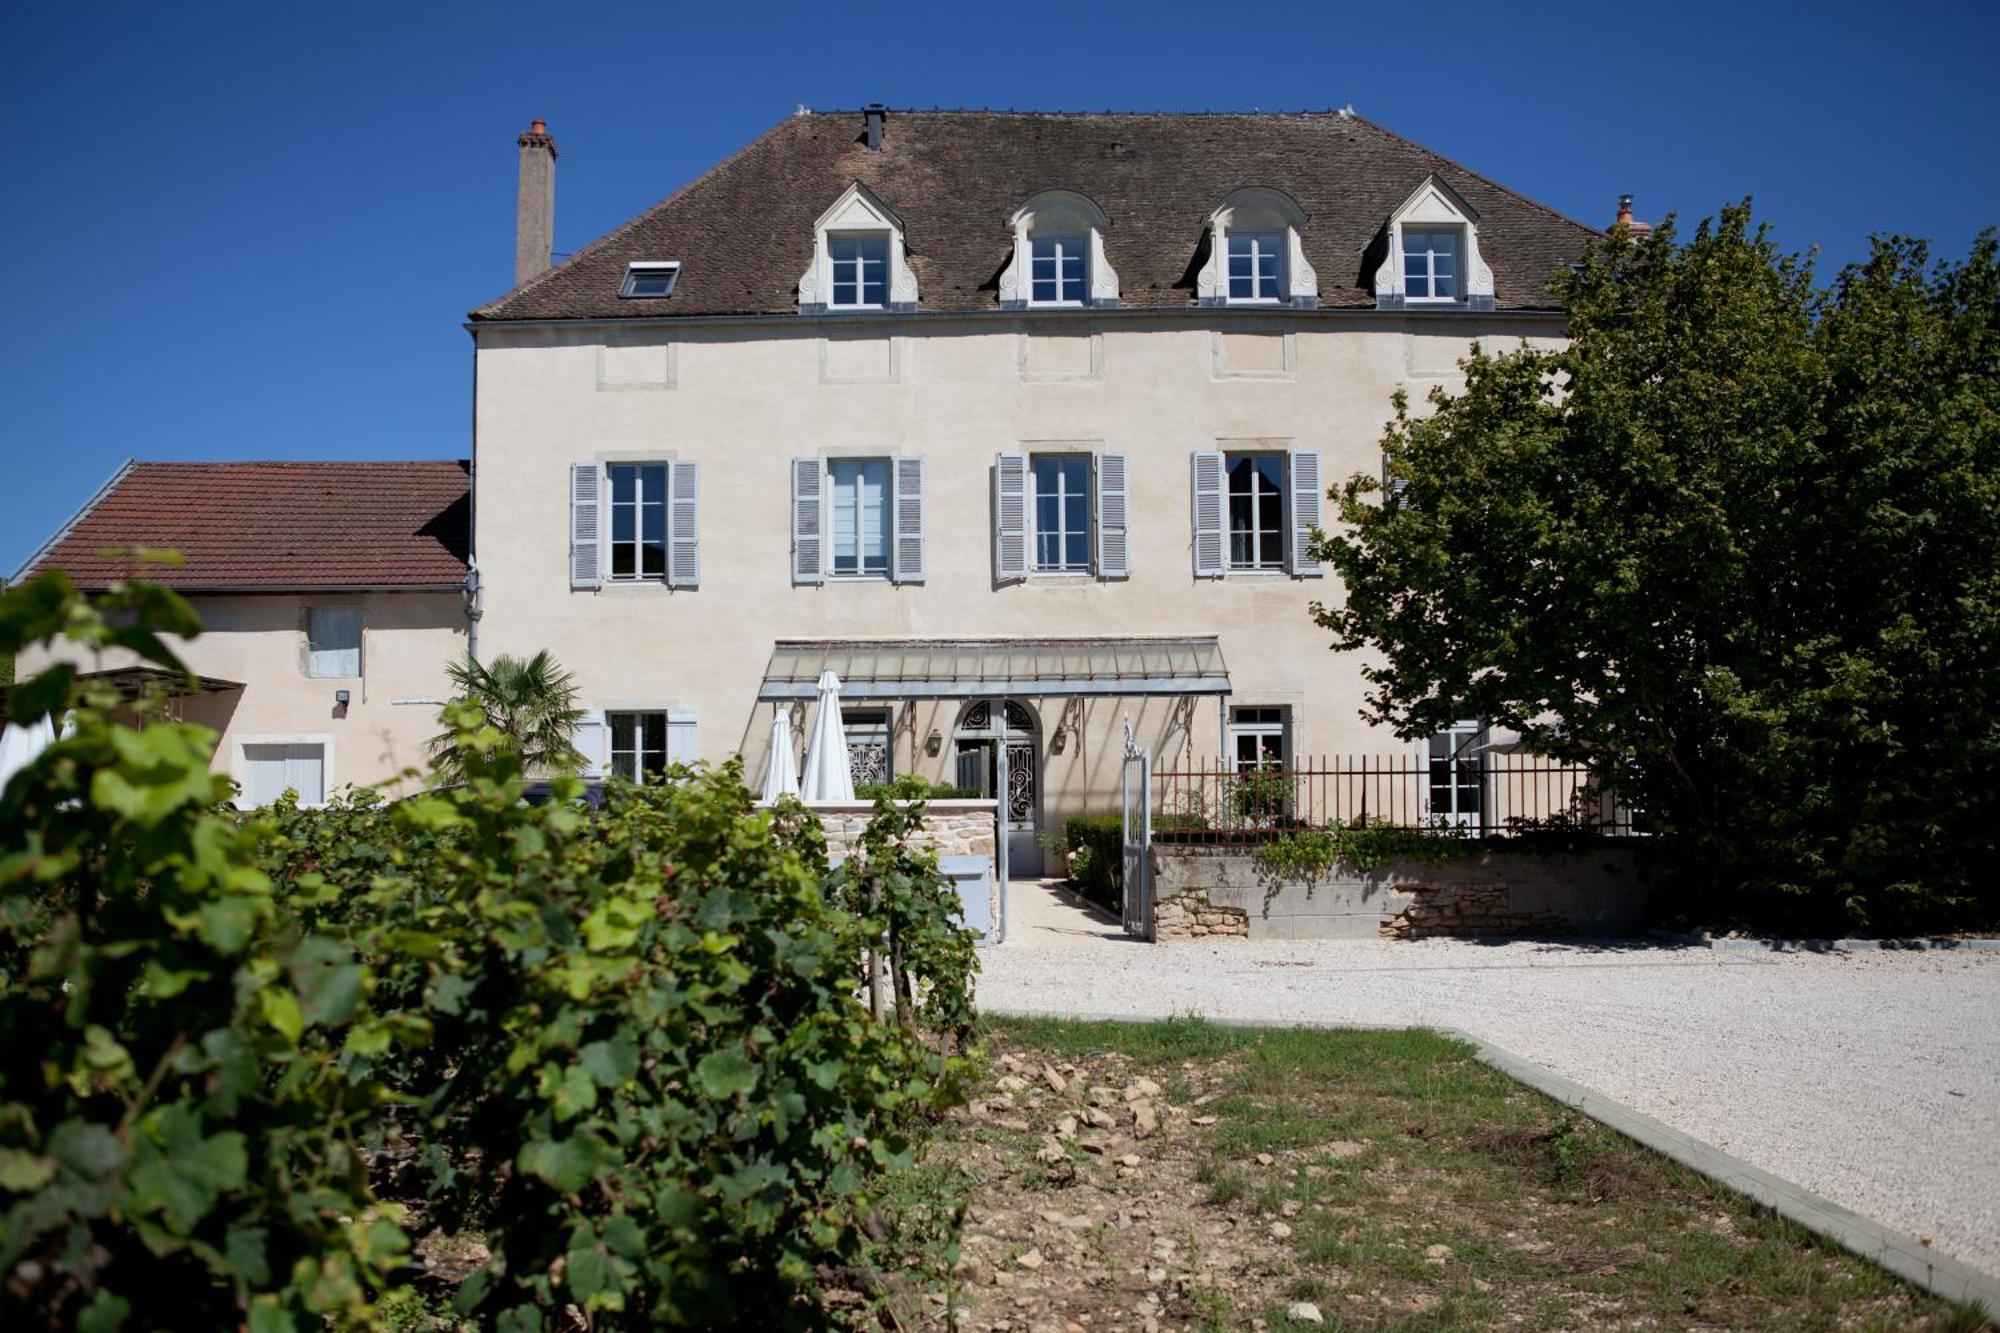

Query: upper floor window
left=797, top=182, right=919, bottom=314
left=1228, top=705, right=1289, bottom=771
left=1402, top=227, right=1462, bottom=302
left=608, top=463, right=669, bottom=581
left=569, top=460, right=699, bottom=591
left=828, top=458, right=893, bottom=576
left=1198, top=188, right=1317, bottom=309
left=1030, top=235, right=1087, bottom=305
left=1032, top=454, right=1092, bottom=572
left=1000, top=190, right=1118, bottom=310
left=306, top=607, right=361, bottom=678
left=791, top=455, right=926, bottom=585
left=1374, top=176, right=1494, bottom=310
left=1190, top=448, right=1323, bottom=579
left=1227, top=232, right=1284, bottom=303
left=828, top=233, right=890, bottom=309
left=1226, top=453, right=1286, bottom=571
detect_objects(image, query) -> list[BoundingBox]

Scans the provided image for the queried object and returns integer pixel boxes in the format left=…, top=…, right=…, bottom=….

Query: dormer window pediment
left=1373, top=175, right=1496, bottom=311
left=797, top=182, right=920, bottom=314
left=1197, top=187, right=1318, bottom=310
left=998, top=189, right=1119, bottom=311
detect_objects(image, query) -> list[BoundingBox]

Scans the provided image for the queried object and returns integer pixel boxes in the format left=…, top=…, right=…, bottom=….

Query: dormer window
left=619, top=262, right=680, bottom=299
left=1374, top=176, right=1494, bottom=310
left=1227, top=232, right=1284, bottom=303
left=797, top=182, right=920, bottom=314
left=1197, top=188, right=1317, bottom=309
left=828, top=233, right=889, bottom=309
left=1402, top=227, right=1462, bottom=302
left=999, top=190, right=1118, bottom=311
left=1031, top=235, right=1087, bottom=305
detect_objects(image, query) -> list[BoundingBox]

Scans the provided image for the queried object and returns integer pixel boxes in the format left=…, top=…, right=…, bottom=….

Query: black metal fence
left=1153, top=753, right=1636, bottom=843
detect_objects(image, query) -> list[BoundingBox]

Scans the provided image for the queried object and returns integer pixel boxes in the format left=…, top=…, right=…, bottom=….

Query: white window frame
left=999, top=191, right=1119, bottom=310
left=827, top=457, right=894, bottom=579
left=1226, top=231, right=1285, bottom=305
left=1227, top=706, right=1289, bottom=771
left=234, top=733, right=335, bottom=809
left=606, top=462, right=670, bottom=583
left=1401, top=225, right=1463, bottom=304
left=826, top=231, right=891, bottom=311
left=305, top=607, right=362, bottom=679
left=607, top=710, right=670, bottom=782
left=1029, top=453, right=1093, bottom=573
left=1425, top=719, right=1487, bottom=829
left=1225, top=452, right=1288, bottom=572
left=1375, top=175, right=1494, bottom=308
left=618, top=261, right=681, bottom=299
left=1028, top=234, right=1088, bottom=307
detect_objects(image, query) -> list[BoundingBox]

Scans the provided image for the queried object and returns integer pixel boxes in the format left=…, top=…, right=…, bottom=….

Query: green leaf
left=128, top=1105, right=248, bottom=1233
left=694, top=1049, right=757, bottom=1099
left=579, top=1032, right=639, bottom=1088
left=553, top=1063, right=598, bottom=1121
left=290, top=936, right=363, bottom=1027
left=77, top=1289, right=132, bottom=1333
left=228, top=1224, right=272, bottom=1286
left=0, top=1147, right=55, bottom=1191
left=518, top=1132, right=610, bottom=1193
left=195, top=896, right=258, bottom=954
left=49, top=1120, right=124, bottom=1180
left=260, top=986, right=304, bottom=1045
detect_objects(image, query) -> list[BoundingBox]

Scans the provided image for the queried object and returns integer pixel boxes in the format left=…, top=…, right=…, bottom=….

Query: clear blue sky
left=4, top=0, right=1996, bottom=574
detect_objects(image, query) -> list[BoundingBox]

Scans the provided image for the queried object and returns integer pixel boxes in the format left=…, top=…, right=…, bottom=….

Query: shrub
left=853, top=774, right=979, bottom=802
left=0, top=572, right=409, bottom=1331
left=1058, top=813, right=1124, bottom=913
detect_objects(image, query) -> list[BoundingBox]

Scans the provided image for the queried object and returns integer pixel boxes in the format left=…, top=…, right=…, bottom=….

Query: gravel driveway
left=978, top=882, right=2000, bottom=1282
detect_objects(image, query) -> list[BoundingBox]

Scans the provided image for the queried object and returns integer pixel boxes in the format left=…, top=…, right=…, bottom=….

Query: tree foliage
left=2, top=573, right=981, bottom=1329
left=1313, top=204, right=2000, bottom=934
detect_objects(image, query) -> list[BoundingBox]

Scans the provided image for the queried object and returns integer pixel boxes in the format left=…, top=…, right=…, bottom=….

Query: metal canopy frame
left=755, top=636, right=1231, bottom=702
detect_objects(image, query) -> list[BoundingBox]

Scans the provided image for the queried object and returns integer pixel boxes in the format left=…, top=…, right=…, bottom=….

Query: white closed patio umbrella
left=759, top=708, right=802, bottom=802
left=0, top=714, right=59, bottom=795
left=798, top=669, right=855, bottom=803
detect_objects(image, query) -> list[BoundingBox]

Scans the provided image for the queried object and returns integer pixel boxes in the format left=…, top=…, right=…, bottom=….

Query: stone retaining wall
left=1150, top=841, right=1650, bottom=941
left=807, top=800, right=998, bottom=864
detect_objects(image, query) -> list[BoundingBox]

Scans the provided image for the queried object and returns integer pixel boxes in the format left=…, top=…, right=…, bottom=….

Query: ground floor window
left=608, top=711, right=669, bottom=782
left=1227, top=705, right=1288, bottom=771
left=845, top=708, right=893, bottom=787
left=242, top=741, right=326, bottom=806
left=1428, top=720, right=1485, bottom=827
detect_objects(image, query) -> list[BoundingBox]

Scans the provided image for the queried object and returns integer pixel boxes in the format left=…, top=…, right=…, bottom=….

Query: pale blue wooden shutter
left=573, top=710, right=606, bottom=778
left=667, top=710, right=699, bottom=766
left=791, top=458, right=823, bottom=585
left=668, top=461, right=699, bottom=588
left=892, top=455, right=925, bottom=584
left=1095, top=452, right=1129, bottom=579
left=994, top=452, right=1029, bottom=583
left=570, top=463, right=603, bottom=589
left=1190, top=451, right=1225, bottom=578
left=1287, top=448, right=1323, bottom=577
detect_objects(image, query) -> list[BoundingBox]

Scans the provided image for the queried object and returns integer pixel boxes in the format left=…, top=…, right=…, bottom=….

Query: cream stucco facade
left=16, top=591, right=464, bottom=801
left=472, top=311, right=1564, bottom=865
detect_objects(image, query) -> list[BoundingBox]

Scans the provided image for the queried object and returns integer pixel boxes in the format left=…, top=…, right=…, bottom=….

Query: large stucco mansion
left=18, top=106, right=1598, bottom=874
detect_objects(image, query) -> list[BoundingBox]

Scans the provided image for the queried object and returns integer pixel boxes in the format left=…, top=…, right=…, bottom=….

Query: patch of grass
left=956, top=1016, right=1987, bottom=1332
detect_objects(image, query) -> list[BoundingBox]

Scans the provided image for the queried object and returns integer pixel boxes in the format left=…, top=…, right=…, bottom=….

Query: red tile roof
left=20, top=460, right=470, bottom=591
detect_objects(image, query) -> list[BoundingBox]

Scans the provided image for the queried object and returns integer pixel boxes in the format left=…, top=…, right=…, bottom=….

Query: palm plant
left=428, top=650, right=585, bottom=781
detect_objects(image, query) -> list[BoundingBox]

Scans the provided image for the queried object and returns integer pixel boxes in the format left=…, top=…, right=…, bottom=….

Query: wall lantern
left=925, top=728, right=942, bottom=757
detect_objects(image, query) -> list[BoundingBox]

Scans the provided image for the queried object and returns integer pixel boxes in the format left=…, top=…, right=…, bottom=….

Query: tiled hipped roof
left=474, top=110, right=1597, bottom=321
left=21, top=460, right=471, bottom=591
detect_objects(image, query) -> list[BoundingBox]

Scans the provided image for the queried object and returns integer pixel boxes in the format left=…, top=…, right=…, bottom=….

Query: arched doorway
left=953, top=700, right=1042, bottom=876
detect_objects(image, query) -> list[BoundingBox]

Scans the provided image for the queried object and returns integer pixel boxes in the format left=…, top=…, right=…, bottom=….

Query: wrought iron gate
left=1120, top=720, right=1153, bottom=940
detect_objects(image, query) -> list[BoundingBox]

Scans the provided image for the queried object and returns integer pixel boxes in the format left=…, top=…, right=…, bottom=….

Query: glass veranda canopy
left=755, top=637, right=1231, bottom=702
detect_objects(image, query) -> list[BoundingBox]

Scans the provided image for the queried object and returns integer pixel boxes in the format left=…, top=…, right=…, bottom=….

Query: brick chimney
left=515, top=119, right=558, bottom=287
left=1613, top=193, right=1653, bottom=237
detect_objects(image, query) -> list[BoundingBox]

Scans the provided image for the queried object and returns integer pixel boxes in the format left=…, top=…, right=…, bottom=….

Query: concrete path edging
left=981, top=1003, right=2000, bottom=1321
left=1648, top=928, right=2000, bottom=953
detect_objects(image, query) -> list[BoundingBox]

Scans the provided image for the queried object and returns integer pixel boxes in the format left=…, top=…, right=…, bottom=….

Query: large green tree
left=1313, top=204, right=2000, bottom=934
